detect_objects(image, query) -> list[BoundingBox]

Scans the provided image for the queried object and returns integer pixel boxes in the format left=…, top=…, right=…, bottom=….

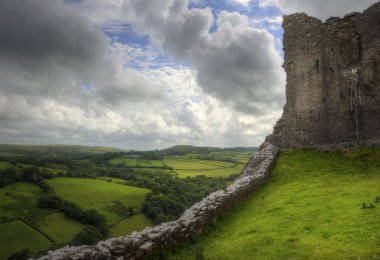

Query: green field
left=37, top=213, right=88, bottom=243
left=175, top=167, right=242, bottom=178
left=208, top=151, right=253, bottom=163
left=0, top=182, right=49, bottom=219
left=169, top=149, right=380, bottom=259
left=109, top=157, right=164, bottom=167
left=0, top=161, right=12, bottom=169
left=108, top=214, right=153, bottom=237
left=163, top=158, right=244, bottom=178
left=0, top=220, right=52, bottom=259
left=163, top=158, right=228, bottom=170
left=45, top=178, right=151, bottom=225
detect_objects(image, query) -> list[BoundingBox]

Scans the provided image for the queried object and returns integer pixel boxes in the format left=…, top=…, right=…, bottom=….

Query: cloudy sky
left=0, top=0, right=377, bottom=150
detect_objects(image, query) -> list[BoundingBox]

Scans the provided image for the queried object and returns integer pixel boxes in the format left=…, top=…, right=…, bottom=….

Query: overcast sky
left=0, top=0, right=377, bottom=150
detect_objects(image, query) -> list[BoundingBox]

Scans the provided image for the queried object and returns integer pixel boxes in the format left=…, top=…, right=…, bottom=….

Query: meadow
left=163, top=158, right=246, bottom=178
left=108, top=214, right=153, bottom=237
left=45, top=178, right=151, bottom=225
left=0, top=161, right=12, bottom=169
left=0, top=182, right=88, bottom=259
left=0, top=220, right=52, bottom=259
left=168, top=149, right=380, bottom=259
left=0, top=182, right=47, bottom=219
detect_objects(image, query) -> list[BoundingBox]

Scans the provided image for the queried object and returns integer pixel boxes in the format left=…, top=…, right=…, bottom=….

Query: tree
left=72, top=227, right=103, bottom=246
left=7, top=249, right=30, bottom=260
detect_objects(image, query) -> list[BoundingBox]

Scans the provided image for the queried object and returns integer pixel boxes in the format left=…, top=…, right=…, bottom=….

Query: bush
left=72, top=227, right=103, bottom=246
left=7, top=249, right=30, bottom=260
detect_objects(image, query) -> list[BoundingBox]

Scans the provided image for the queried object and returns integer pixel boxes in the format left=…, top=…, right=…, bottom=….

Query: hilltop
left=169, top=148, right=380, bottom=259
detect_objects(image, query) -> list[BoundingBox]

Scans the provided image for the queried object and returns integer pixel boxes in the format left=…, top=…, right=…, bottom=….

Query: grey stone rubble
left=37, top=142, right=279, bottom=260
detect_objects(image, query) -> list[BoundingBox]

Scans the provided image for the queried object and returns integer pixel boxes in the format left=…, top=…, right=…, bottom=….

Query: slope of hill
left=0, top=144, right=124, bottom=156
left=168, top=149, right=380, bottom=259
left=161, top=145, right=223, bottom=155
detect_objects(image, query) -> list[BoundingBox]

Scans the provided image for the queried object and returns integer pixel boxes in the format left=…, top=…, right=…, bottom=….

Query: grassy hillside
left=37, top=213, right=89, bottom=243
left=0, top=161, right=12, bottom=169
left=0, top=182, right=48, bottom=218
left=169, top=149, right=380, bottom=259
left=163, top=158, right=244, bottom=178
left=0, top=220, right=52, bottom=259
left=108, top=214, right=153, bottom=237
left=45, top=178, right=151, bottom=225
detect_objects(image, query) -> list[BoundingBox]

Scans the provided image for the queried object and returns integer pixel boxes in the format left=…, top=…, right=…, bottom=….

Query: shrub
left=72, top=227, right=103, bottom=246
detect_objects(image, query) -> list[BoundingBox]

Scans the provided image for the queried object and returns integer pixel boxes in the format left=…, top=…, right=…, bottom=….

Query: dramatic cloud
left=122, top=0, right=285, bottom=114
left=259, top=0, right=379, bottom=21
left=0, top=0, right=286, bottom=149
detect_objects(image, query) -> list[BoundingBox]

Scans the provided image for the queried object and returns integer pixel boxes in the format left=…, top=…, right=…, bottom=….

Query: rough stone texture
left=37, top=142, right=279, bottom=260
left=267, top=1, right=380, bottom=149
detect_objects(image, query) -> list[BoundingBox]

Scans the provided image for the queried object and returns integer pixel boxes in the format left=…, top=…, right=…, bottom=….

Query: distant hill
left=161, top=145, right=257, bottom=155
left=0, top=144, right=124, bottom=156
left=160, top=145, right=222, bottom=155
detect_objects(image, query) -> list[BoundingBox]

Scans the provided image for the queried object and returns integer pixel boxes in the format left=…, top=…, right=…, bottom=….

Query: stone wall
left=38, top=142, right=279, bottom=260
left=267, top=1, right=380, bottom=149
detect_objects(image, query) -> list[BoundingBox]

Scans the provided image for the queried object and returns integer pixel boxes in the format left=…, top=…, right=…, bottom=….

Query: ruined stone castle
left=267, top=2, right=380, bottom=149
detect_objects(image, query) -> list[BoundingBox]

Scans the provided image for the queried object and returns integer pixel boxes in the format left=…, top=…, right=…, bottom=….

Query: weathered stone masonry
left=267, top=2, right=380, bottom=149
left=38, top=143, right=279, bottom=260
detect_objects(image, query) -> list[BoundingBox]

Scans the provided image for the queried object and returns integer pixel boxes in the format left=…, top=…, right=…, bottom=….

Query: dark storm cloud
left=0, top=0, right=167, bottom=147
left=0, top=0, right=107, bottom=65
left=0, top=0, right=164, bottom=106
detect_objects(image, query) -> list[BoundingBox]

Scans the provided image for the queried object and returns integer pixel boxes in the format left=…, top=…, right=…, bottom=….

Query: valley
left=0, top=144, right=255, bottom=259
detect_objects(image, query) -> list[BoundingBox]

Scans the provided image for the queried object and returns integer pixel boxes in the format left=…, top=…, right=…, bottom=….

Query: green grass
left=45, top=178, right=150, bottom=225
left=109, top=157, right=165, bottom=167
left=163, top=158, right=225, bottom=170
left=176, top=167, right=242, bottom=178
left=0, top=220, right=52, bottom=259
left=164, top=158, right=244, bottom=178
left=0, top=182, right=50, bottom=220
left=108, top=214, right=153, bottom=237
left=0, top=161, right=12, bottom=169
left=97, top=177, right=129, bottom=185
left=37, top=213, right=88, bottom=243
left=168, top=149, right=380, bottom=259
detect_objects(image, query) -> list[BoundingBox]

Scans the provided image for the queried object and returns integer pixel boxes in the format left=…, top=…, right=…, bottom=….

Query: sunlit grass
left=46, top=177, right=150, bottom=225
left=168, top=149, right=380, bottom=259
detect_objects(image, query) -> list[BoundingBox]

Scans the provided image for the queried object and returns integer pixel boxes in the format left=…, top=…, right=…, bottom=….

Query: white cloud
left=259, top=0, right=378, bottom=21
left=228, top=0, right=251, bottom=7
left=120, top=0, right=285, bottom=115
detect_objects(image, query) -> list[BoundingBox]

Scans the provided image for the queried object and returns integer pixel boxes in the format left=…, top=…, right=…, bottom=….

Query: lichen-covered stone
left=267, top=1, right=380, bottom=149
left=37, top=142, right=279, bottom=260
